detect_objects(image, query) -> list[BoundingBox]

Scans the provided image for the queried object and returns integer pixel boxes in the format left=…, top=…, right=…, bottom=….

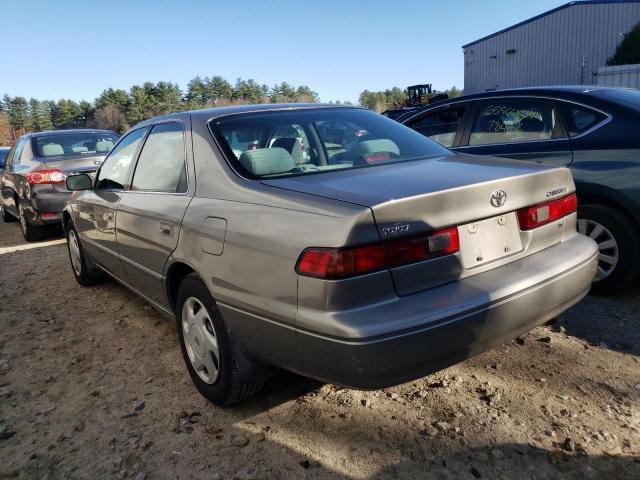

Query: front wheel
left=176, top=273, right=268, bottom=406
left=578, top=204, right=640, bottom=294
left=1, top=202, right=15, bottom=223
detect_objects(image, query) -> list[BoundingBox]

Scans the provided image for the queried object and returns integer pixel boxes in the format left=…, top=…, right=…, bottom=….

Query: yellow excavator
left=383, top=84, right=449, bottom=120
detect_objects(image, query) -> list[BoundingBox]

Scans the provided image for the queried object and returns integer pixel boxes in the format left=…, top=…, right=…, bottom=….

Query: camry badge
left=381, top=223, right=410, bottom=237
left=490, top=190, right=507, bottom=208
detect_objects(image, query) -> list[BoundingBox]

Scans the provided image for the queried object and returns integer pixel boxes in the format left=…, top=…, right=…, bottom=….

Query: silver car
left=62, top=104, right=598, bottom=406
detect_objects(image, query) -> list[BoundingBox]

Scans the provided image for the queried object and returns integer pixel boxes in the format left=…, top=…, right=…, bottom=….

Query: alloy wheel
left=578, top=218, right=619, bottom=282
left=181, top=296, right=220, bottom=384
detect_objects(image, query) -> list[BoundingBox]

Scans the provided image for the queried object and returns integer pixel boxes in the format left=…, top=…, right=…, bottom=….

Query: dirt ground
left=0, top=220, right=639, bottom=480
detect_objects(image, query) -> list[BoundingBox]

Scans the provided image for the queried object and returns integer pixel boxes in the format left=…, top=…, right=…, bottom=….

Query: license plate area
left=458, top=213, right=523, bottom=269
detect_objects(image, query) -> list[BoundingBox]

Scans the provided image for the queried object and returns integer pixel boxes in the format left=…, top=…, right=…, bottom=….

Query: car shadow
left=557, top=280, right=640, bottom=356
left=369, top=443, right=640, bottom=479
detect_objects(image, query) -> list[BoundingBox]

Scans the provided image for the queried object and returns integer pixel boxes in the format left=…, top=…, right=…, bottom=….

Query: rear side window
left=97, top=128, right=147, bottom=190
left=565, top=105, right=607, bottom=137
left=408, top=106, right=466, bottom=147
left=132, top=123, right=186, bottom=192
left=12, top=138, right=28, bottom=164
left=469, top=101, right=561, bottom=146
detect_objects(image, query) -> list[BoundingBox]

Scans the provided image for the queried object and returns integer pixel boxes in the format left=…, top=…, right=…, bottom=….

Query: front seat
left=271, top=138, right=304, bottom=164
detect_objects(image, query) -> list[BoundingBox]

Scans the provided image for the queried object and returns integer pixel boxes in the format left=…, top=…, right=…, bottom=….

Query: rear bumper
left=23, top=189, right=70, bottom=225
left=294, top=234, right=598, bottom=389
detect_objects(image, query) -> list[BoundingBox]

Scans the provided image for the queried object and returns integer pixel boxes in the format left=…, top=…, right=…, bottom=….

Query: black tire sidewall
left=579, top=204, right=640, bottom=293
left=65, top=222, right=97, bottom=286
left=18, top=202, right=41, bottom=242
left=175, top=275, right=235, bottom=404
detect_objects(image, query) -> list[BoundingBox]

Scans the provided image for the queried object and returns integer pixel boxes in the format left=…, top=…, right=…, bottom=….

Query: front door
left=116, top=121, right=193, bottom=309
left=74, top=127, right=147, bottom=279
left=456, top=98, right=573, bottom=168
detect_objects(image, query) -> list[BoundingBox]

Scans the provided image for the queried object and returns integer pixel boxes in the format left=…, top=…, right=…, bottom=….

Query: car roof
left=27, top=129, right=118, bottom=138
left=397, top=86, right=634, bottom=121
left=133, top=103, right=362, bottom=128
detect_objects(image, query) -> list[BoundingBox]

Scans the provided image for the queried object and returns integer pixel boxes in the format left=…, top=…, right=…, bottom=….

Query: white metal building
left=463, top=0, right=640, bottom=94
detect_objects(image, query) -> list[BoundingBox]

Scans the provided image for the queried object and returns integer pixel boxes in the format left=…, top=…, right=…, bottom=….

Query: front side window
left=96, top=128, right=147, bottom=190
left=210, top=108, right=450, bottom=179
left=131, top=123, right=186, bottom=192
left=469, top=101, right=560, bottom=146
left=2, top=146, right=15, bottom=167
left=34, top=132, right=118, bottom=158
left=408, top=106, right=466, bottom=148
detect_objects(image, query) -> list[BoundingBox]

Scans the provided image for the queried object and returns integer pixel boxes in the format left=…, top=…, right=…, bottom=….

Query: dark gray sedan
left=399, top=87, right=640, bottom=293
left=1, top=129, right=118, bottom=241
left=62, top=105, right=597, bottom=405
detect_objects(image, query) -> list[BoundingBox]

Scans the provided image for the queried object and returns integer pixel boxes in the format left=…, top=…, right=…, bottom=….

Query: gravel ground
left=0, top=220, right=639, bottom=480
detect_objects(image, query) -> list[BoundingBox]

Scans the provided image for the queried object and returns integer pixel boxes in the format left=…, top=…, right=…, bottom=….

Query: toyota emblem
left=490, top=190, right=507, bottom=208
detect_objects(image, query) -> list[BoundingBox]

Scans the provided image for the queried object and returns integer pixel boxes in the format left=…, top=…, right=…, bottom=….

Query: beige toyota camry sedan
left=62, top=104, right=597, bottom=405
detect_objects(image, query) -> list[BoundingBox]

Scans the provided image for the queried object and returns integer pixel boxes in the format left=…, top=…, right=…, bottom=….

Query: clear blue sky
left=0, top=0, right=566, bottom=103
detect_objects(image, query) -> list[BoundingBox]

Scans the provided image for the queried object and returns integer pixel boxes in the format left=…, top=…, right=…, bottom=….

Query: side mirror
left=66, top=174, right=93, bottom=191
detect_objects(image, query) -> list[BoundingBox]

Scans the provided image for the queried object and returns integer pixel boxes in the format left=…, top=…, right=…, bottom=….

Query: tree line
left=359, top=86, right=463, bottom=112
left=0, top=76, right=320, bottom=144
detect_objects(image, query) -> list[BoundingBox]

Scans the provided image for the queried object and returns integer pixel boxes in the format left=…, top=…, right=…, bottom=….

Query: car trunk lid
left=40, top=155, right=105, bottom=192
left=263, top=153, right=575, bottom=295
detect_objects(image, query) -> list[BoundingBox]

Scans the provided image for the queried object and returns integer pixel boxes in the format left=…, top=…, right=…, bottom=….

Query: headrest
left=519, top=117, right=545, bottom=132
left=271, top=137, right=304, bottom=164
left=41, top=144, right=64, bottom=157
left=354, top=139, right=400, bottom=156
left=239, top=147, right=294, bottom=176
left=96, top=140, right=114, bottom=153
left=72, top=146, right=88, bottom=153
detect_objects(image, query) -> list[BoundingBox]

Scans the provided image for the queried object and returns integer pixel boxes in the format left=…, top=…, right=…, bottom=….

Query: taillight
left=26, top=169, right=67, bottom=185
left=517, top=193, right=577, bottom=231
left=295, top=244, right=386, bottom=279
left=295, top=226, right=460, bottom=279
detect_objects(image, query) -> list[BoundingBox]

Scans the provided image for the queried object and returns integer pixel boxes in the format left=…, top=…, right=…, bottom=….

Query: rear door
left=74, top=128, right=147, bottom=279
left=1, top=138, right=29, bottom=217
left=116, top=120, right=193, bottom=309
left=457, top=98, right=573, bottom=167
left=402, top=103, right=469, bottom=149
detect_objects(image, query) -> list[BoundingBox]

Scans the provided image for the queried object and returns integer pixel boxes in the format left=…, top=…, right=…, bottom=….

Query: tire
left=65, top=222, right=103, bottom=286
left=176, top=273, right=267, bottom=406
left=1, top=202, right=15, bottom=223
left=17, top=202, right=42, bottom=242
left=578, top=204, right=640, bottom=294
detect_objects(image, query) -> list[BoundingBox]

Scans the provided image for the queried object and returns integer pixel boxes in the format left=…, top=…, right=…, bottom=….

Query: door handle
left=159, top=222, right=173, bottom=237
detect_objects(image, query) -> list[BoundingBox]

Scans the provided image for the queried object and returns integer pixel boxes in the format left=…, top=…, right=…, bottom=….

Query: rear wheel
left=66, top=222, right=103, bottom=286
left=578, top=204, right=640, bottom=294
left=176, top=273, right=267, bottom=406
left=18, top=202, right=42, bottom=242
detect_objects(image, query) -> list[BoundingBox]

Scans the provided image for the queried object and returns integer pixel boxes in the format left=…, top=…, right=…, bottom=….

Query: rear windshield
left=34, top=132, right=119, bottom=158
left=209, top=108, right=450, bottom=179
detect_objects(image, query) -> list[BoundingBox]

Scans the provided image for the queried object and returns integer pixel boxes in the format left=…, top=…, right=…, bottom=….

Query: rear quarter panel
left=167, top=119, right=381, bottom=369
